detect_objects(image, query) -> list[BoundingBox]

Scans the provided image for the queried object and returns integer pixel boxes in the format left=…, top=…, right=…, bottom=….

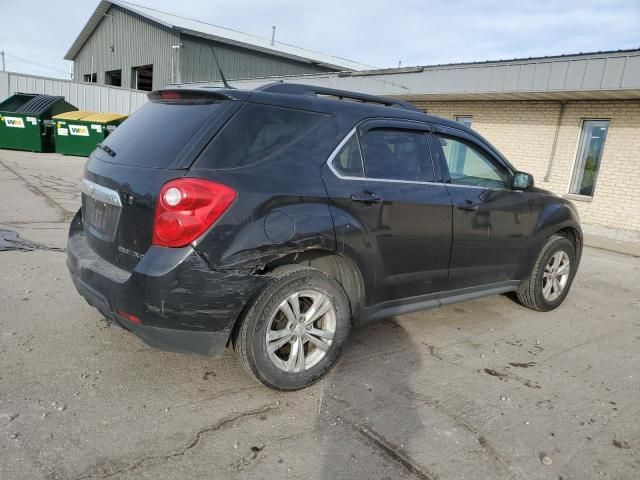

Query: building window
left=456, top=116, right=472, bottom=128
left=83, top=73, right=97, bottom=83
left=570, top=120, right=609, bottom=197
left=105, top=69, right=122, bottom=87
left=131, top=64, right=153, bottom=91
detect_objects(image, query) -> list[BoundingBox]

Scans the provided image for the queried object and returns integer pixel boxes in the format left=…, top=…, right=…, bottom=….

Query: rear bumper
left=66, top=210, right=267, bottom=357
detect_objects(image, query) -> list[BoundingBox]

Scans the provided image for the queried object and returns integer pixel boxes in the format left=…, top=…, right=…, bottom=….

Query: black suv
left=67, top=83, right=582, bottom=390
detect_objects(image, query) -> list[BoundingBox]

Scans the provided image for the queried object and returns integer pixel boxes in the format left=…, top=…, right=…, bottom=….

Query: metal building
left=64, top=0, right=372, bottom=91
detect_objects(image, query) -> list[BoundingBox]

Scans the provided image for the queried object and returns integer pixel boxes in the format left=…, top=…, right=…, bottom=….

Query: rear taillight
left=152, top=178, right=236, bottom=248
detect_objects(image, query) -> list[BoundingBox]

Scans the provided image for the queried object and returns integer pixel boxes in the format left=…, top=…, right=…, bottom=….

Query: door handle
left=351, top=191, right=382, bottom=204
left=456, top=200, right=478, bottom=211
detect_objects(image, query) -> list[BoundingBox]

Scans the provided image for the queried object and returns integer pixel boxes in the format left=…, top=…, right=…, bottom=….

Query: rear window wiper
left=97, top=143, right=116, bottom=157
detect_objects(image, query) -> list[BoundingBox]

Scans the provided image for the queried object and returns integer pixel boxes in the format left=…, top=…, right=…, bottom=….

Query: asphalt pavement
left=1, top=150, right=638, bottom=480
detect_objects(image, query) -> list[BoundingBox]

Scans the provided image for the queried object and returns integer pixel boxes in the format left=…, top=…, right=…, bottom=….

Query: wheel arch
left=555, top=225, right=583, bottom=263
left=261, top=249, right=366, bottom=322
left=527, top=218, right=583, bottom=277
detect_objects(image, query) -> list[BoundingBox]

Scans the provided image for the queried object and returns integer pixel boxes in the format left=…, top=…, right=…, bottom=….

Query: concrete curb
left=584, top=233, right=640, bottom=257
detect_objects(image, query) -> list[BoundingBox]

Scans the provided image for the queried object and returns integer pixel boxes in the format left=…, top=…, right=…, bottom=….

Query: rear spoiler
left=148, top=89, right=249, bottom=103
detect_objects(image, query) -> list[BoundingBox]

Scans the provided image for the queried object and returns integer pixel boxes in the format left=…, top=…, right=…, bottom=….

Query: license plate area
left=81, top=179, right=122, bottom=242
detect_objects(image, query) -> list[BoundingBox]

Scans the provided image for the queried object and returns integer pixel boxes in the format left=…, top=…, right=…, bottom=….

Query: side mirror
left=512, top=171, right=534, bottom=190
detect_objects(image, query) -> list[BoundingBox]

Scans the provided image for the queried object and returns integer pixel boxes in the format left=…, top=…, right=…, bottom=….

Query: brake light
left=152, top=178, right=236, bottom=248
left=159, top=91, right=182, bottom=100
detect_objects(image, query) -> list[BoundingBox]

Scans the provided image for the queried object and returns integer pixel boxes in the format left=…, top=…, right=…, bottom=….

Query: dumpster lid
left=81, top=112, right=128, bottom=123
left=0, top=93, right=37, bottom=112
left=15, top=94, right=67, bottom=114
left=52, top=111, right=94, bottom=121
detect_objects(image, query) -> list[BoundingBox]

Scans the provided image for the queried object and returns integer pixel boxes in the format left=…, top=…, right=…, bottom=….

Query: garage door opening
left=131, top=64, right=153, bottom=91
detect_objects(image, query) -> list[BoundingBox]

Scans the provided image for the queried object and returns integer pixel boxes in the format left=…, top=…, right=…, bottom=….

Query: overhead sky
left=0, top=0, right=638, bottom=79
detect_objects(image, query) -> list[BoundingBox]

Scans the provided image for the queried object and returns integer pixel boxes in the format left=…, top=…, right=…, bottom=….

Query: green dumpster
left=53, top=111, right=127, bottom=157
left=0, top=93, right=77, bottom=152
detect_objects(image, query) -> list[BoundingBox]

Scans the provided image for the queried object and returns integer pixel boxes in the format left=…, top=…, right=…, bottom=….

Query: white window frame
left=455, top=116, right=473, bottom=128
left=569, top=119, right=609, bottom=197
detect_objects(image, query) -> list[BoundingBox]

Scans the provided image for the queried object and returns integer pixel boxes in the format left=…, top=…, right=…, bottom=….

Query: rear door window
left=95, top=100, right=226, bottom=168
left=359, top=129, right=435, bottom=182
left=331, top=134, right=365, bottom=177
left=197, top=103, right=328, bottom=169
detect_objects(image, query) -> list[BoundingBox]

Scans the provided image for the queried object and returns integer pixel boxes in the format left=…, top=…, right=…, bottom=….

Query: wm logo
left=4, top=117, right=25, bottom=128
left=69, top=125, right=89, bottom=136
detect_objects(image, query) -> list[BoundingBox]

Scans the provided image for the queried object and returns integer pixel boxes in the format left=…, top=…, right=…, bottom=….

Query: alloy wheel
left=265, top=289, right=336, bottom=373
left=542, top=251, right=570, bottom=301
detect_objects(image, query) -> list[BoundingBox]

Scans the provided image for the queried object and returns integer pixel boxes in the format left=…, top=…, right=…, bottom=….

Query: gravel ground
left=1, top=150, right=639, bottom=480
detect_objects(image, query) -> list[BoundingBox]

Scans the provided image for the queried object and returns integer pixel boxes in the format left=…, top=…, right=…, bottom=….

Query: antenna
left=208, top=45, right=233, bottom=89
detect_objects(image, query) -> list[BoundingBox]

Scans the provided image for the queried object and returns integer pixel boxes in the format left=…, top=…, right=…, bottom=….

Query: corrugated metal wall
left=211, top=50, right=640, bottom=101
left=0, top=71, right=147, bottom=115
left=71, top=4, right=333, bottom=89
left=73, top=4, right=179, bottom=90
left=179, top=34, right=333, bottom=83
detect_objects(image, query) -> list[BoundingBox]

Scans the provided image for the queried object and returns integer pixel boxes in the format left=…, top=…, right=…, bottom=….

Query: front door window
left=435, top=134, right=509, bottom=189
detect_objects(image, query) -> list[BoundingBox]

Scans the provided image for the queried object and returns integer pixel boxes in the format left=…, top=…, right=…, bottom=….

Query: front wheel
left=517, top=234, right=577, bottom=311
left=233, top=265, right=350, bottom=390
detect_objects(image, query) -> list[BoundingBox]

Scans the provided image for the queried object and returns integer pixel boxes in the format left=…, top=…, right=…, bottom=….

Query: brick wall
left=411, top=99, right=640, bottom=233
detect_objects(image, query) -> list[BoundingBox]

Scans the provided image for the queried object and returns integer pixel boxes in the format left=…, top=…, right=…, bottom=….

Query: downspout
left=544, top=101, right=566, bottom=182
left=176, top=41, right=181, bottom=84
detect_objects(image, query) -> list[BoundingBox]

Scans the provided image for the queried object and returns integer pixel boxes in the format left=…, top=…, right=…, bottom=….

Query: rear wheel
left=517, top=234, right=576, bottom=311
left=233, top=265, right=350, bottom=390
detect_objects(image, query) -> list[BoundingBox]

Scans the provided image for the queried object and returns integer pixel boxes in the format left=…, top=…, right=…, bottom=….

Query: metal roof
left=64, top=0, right=373, bottom=71
left=203, top=48, right=640, bottom=101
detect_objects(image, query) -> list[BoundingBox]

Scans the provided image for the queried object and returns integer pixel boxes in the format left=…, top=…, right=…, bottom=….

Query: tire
left=233, top=265, right=351, bottom=390
left=517, top=234, right=577, bottom=312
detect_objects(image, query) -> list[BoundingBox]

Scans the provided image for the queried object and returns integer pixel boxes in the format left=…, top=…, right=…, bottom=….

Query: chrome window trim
left=326, top=127, right=446, bottom=187
left=81, top=179, right=122, bottom=207
left=446, top=183, right=519, bottom=193
left=326, top=126, right=517, bottom=192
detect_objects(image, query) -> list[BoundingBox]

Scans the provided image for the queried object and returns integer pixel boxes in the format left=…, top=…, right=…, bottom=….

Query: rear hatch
left=81, top=89, right=244, bottom=271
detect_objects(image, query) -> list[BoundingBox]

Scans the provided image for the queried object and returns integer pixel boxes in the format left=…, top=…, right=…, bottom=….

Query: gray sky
left=0, top=0, right=638, bottom=79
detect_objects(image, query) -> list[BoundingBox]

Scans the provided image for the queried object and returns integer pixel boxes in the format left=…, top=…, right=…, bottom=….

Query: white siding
left=0, top=71, right=147, bottom=115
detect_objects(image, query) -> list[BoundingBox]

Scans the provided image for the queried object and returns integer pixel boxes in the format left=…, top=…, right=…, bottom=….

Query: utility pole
left=1, top=50, right=5, bottom=72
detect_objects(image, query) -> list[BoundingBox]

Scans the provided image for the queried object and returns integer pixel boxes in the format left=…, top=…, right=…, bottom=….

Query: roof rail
left=256, top=83, right=420, bottom=112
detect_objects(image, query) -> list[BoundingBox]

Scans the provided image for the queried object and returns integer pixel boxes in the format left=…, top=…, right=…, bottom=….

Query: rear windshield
left=95, top=100, right=225, bottom=168
left=197, top=103, right=328, bottom=169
